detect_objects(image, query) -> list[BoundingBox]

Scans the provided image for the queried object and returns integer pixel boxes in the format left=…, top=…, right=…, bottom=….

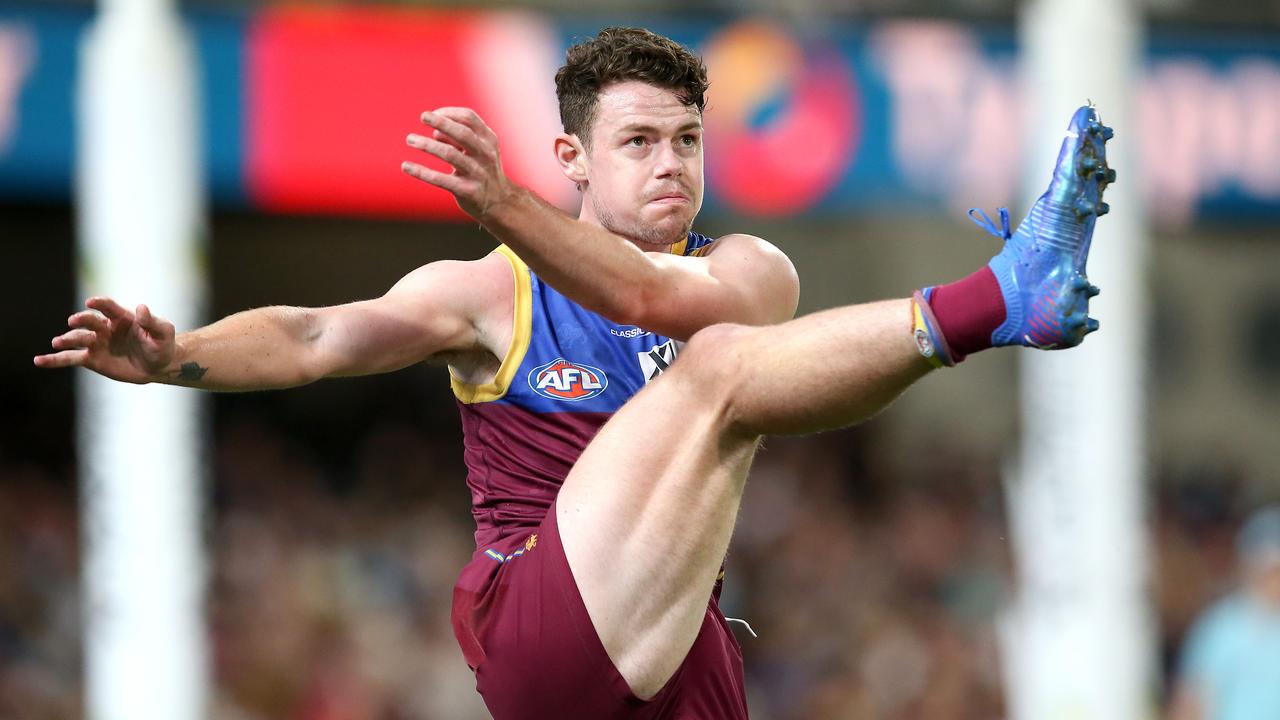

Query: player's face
left=580, top=81, right=705, bottom=248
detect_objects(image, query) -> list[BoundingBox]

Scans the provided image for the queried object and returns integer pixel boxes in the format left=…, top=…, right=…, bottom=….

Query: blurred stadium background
left=2, top=0, right=1279, bottom=718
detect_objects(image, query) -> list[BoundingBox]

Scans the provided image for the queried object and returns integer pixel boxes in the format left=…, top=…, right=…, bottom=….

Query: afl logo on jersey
left=528, top=358, right=609, bottom=402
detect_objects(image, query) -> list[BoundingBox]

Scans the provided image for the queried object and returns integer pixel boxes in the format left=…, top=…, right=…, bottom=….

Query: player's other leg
left=556, top=104, right=1115, bottom=700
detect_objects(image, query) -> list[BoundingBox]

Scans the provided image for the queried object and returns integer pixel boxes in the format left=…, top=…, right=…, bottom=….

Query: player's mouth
left=648, top=192, right=690, bottom=205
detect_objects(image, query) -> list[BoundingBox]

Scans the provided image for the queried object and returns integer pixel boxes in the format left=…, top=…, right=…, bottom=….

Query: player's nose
left=653, top=144, right=684, bottom=178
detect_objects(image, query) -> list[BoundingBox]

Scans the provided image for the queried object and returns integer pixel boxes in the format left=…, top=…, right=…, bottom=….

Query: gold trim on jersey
left=688, top=242, right=716, bottom=258
left=451, top=245, right=533, bottom=404
left=669, top=234, right=718, bottom=257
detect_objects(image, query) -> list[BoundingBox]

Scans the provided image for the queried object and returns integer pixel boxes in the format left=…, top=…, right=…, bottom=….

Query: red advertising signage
left=245, top=7, right=575, bottom=218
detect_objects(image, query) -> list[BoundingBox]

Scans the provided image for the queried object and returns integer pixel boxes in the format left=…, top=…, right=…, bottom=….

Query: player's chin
left=643, top=203, right=696, bottom=232
left=646, top=218, right=694, bottom=245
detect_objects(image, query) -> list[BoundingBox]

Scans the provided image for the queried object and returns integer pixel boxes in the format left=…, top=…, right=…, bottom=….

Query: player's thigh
left=556, top=323, right=755, bottom=592
left=554, top=323, right=761, bottom=696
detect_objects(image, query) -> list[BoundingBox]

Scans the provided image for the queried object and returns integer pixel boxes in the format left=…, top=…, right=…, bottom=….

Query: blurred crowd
left=0, top=409, right=1268, bottom=720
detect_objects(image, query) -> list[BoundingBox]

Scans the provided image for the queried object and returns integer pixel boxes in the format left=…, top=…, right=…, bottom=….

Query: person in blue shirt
left=1168, top=506, right=1280, bottom=720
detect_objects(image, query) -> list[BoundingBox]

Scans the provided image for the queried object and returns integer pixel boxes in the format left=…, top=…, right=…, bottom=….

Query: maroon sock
left=925, top=267, right=1006, bottom=362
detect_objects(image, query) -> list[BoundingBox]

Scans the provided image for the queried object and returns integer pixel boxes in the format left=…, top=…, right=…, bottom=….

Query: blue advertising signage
left=1, top=5, right=1278, bottom=223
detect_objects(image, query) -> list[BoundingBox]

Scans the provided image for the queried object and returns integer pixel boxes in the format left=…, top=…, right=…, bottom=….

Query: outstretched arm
left=34, top=254, right=509, bottom=391
left=401, top=108, right=798, bottom=340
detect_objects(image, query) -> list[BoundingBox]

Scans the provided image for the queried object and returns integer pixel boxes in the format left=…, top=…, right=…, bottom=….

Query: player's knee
left=679, top=322, right=751, bottom=370
left=671, top=323, right=753, bottom=402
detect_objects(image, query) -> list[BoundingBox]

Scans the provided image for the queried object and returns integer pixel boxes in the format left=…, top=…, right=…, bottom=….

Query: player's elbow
left=294, top=307, right=342, bottom=383
left=709, top=234, right=800, bottom=327
left=595, top=283, right=652, bottom=329
left=759, top=248, right=801, bottom=324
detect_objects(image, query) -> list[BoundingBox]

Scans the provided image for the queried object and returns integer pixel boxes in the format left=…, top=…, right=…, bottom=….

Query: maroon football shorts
left=451, top=502, right=749, bottom=719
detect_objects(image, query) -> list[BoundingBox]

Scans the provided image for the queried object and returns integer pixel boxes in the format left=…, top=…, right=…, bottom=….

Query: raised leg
left=556, top=299, right=931, bottom=699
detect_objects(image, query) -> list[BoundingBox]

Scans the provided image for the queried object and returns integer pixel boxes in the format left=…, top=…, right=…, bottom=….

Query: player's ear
left=555, top=133, right=588, bottom=187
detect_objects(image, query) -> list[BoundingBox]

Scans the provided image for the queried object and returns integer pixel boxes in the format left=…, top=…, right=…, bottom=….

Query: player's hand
left=401, top=107, right=516, bottom=219
left=33, top=297, right=176, bottom=384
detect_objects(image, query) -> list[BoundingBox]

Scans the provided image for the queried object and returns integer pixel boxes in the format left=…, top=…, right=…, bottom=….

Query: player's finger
left=420, top=110, right=484, bottom=153
left=432, top=106, right=481, bottom=126
left=86, top=296, right=130, bottom=321
left=33, top=349, right=90, bottom=369
left=421, top=109, right=479, bottom=146
left=136, top=304, right=160, bottom=331
left=137, top=305, right=175, bottom=343
left=68, top=310, right=109, bottom=333
left=434, top=106, right=491, bottom=137
left=401, top=161, right=468, bottom=194
left=50, top=329, right=97, bottom=350
left=437, top=106, right=498, bottom=145
left=407, top=135, right=481, bottom=176
left=432, top=128, right=467, bottom=153
left=443, top=106, right=497, bottom=143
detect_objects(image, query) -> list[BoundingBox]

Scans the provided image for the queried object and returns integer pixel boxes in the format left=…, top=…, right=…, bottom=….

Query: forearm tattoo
left=175, top=362, right=209, bottom=382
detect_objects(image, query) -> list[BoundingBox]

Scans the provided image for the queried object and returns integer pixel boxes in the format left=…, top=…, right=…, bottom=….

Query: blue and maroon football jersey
left=453, top=233, right=718, bottom=548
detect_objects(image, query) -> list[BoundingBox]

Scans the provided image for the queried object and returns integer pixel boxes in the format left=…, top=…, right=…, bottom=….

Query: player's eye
left=680, top=135, right=698, bottom=146
left=628, top=136, right=645, bottom=147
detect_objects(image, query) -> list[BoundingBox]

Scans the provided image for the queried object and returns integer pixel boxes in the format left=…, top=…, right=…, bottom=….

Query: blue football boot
left=973, top=104, right=1114, bottom=350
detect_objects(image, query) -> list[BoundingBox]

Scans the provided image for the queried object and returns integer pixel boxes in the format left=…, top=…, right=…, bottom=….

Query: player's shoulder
left=706, top=233, right=796, bottom=282
left=381, top=249, right=518, bottom=326
left=390, top=248, right=513, bottom=293
left=468, top=247, right=524, bottom=305
left=696, top=230, right=783, bottom=265
left=706, top=230, right=783, bottom=253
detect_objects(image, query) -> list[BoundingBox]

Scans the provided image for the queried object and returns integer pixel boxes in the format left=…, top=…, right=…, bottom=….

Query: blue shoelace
left=967, top=207, right=1012, bottom=241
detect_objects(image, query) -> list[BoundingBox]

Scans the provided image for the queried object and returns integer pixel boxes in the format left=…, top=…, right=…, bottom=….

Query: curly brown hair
left=555, top=27, right=709, bottom=147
